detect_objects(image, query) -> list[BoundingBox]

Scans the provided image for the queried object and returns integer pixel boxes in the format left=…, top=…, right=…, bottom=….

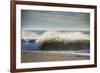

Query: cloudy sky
left=21, top=10, right=90, bottom=31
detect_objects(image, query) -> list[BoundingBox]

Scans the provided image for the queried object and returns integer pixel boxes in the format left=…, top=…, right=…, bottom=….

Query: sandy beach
left=21, top=51, right=90, bottom=63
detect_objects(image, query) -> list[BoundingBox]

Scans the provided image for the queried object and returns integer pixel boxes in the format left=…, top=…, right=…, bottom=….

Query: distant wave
left=21, top=30, right=39, bottom=40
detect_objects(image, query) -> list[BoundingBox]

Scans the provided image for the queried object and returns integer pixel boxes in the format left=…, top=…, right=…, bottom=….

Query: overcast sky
left=21, top=10, right=90, bottom=31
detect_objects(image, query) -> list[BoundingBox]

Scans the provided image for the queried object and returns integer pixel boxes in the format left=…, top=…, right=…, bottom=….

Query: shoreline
left=21, top=50, right=90, bottom=63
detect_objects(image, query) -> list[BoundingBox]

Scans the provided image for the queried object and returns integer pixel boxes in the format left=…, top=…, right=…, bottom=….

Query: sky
left=21, top=10, right=90, bottom=31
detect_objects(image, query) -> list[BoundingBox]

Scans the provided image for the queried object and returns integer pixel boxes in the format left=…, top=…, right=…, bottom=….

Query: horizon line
left=22, top=28, right=90, bottom=31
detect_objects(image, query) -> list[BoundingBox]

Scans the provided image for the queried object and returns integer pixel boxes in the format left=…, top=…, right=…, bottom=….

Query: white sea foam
left=22, top=30, right=89, bottom=44
left=22, top=30, right=40, bottom=40
left=37, top=31, right=89, bottom=43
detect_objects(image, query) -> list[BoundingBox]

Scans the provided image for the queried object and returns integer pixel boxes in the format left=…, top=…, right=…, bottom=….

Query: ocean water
left=21, top=41, right=40, bottom=50
left=21, top=41, right=90, bottom=53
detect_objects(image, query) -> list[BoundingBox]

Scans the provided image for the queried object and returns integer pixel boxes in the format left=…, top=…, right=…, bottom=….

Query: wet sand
left=21, top=51, right=90, bottom=63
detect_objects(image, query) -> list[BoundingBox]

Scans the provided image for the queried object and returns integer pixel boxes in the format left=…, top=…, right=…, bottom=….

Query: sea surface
left=21, top=41, right=90, bottom=54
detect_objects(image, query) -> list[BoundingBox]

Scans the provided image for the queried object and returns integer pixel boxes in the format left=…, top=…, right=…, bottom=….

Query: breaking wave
left=21, top=31, right=90, bottom=51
